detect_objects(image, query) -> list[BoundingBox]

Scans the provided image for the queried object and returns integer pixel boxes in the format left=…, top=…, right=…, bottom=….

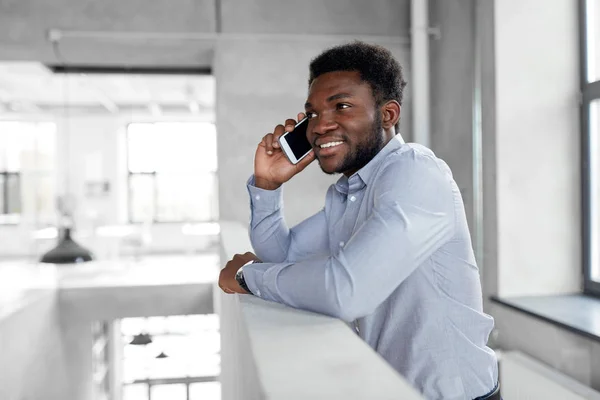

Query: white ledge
left=219, top=221, right=423, bottom=400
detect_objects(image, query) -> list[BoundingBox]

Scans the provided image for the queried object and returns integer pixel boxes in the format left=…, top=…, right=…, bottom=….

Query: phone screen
left=283, top=118, right=312, bottom=160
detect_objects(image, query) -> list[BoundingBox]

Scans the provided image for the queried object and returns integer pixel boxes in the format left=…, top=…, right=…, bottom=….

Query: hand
left=254, top=112, right=316, bottom=190
left=219, top=252, right=261, bottom=294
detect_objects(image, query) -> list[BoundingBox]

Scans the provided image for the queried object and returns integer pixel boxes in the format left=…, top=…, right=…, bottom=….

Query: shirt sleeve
left=247, top=175, right=329, bottom=263
left=242, top=156, right=456, bottom=322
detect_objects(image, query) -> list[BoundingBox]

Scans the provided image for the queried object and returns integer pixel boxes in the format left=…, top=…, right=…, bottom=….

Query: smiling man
left=219, top=42, right=500, bottom=400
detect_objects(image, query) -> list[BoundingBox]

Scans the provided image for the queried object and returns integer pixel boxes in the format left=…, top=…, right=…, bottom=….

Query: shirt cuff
left=247, top=175, right=284, bottom=213
left=242, top=261, right=292, bottom=301
left=241, top=261, right=272, bottom=299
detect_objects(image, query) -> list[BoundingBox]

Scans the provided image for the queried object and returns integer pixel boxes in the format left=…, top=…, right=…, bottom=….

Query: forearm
left=248, top=176, right=290, bottom=263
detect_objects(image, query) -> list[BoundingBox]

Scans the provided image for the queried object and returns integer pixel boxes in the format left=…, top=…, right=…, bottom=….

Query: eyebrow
left=304, top=92, right=354, bottom=109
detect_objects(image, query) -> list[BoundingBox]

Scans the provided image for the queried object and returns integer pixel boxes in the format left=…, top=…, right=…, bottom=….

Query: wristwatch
left=235, top=260, right=256, bottom=294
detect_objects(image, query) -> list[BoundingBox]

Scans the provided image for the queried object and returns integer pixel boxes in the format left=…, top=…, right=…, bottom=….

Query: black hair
left=308, top=41, right=408, bottom=109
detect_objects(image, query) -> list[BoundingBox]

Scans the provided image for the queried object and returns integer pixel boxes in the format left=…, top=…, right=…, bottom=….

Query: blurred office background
left=1, top=0, right=600, bottom=399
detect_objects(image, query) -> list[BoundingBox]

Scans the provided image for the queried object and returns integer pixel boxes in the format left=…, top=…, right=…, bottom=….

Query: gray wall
left=493, top=0, right=580, bottom=298
left=429, top=0, right=476, bottom=232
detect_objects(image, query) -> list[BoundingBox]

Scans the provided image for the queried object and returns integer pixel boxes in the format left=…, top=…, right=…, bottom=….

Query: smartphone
left=278, top=117, right=312, bottom=164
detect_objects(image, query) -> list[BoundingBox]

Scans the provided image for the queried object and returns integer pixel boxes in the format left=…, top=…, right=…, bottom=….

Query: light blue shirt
left=243, top=136, right=498, bottom=399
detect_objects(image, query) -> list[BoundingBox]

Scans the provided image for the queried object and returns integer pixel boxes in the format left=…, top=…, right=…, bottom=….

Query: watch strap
left=235, top=260, right=255, bottom=294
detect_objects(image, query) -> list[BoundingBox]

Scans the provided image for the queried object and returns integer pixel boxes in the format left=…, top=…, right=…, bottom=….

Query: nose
left=311, top=112, right=339, bottom=136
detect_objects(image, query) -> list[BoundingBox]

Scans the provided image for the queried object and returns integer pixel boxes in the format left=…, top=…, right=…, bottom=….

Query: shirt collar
left=334, top=134, right=405, bottom=195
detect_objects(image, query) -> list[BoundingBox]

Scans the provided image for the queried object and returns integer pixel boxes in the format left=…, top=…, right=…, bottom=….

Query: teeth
left=319, top=141, right=343, bottom=149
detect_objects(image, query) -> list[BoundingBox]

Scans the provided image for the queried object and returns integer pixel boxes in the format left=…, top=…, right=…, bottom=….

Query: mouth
left=318, top=141, right=344, bottom=149
left=315, top=140, right=346, bottom=157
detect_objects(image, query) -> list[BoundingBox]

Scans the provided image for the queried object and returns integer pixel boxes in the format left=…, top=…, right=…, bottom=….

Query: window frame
left=125, top=122, right=218, bottom=224
left=581, top=0, right=600, bottom=295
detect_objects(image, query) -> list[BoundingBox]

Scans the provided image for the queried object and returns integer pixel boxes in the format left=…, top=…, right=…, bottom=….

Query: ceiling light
left=129, top=333, right=153, bottom=346
left=40, top=227, right=94, bottom=264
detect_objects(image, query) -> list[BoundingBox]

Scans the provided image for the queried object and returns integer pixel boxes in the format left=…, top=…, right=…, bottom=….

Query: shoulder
left=379, top=143, right=453, bottom=181
left=373, top=143, right=455, bottom=203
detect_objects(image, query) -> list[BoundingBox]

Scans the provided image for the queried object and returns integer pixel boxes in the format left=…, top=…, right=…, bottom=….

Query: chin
left=317, top=159, right=341, bottom=175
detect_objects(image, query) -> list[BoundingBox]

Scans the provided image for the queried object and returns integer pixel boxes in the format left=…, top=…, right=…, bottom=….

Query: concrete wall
left=429, top=0, right=476, bottom=232
left=494, top=0, right=580, bottom=297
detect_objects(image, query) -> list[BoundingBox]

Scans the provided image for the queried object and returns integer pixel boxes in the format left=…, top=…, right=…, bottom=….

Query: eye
left=306, top=111, right=318, bottom=119
left=336, top=103, right=351, bottom=110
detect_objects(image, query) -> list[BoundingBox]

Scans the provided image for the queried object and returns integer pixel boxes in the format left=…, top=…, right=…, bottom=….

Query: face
left=304, top=71, right=385, bottom=176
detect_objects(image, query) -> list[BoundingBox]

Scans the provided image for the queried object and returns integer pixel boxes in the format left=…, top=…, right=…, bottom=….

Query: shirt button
left=255, top=195, right=261, bottom=200
left=349, top=196, right=356, bottom=202
left=339, top=241, right=345, bottom=247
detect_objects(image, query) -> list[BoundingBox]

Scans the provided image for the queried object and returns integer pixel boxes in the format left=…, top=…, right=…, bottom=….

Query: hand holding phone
left=254, top=113, right=315, bottom=191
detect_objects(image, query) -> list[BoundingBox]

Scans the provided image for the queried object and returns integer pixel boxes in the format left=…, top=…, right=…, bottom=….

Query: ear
left=380, top=100, right=401, bottom=129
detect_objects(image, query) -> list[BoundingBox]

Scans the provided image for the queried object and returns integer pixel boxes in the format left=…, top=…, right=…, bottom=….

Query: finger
left=243, top=251, right=257, bottom=262
left=295, top=148, right=316, bottom=171
left=297, top=112, right=306, bottom=122
left=264, top=134, right=274, bottom=155
left=273, top=124, right=285, bottom=142
left=284, top=118, right=297, bottom=133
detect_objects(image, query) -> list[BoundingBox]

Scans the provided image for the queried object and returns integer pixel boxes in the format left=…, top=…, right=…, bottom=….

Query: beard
left=318, top=112, right=384, bottom=175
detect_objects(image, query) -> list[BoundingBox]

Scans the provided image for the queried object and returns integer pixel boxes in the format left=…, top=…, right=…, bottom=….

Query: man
left=219, top=41, right=499, bottom=400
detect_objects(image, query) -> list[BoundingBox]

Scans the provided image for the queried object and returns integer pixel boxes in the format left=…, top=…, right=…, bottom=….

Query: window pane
left=588, top=1, right=600, bottom=81
left=123, top=384, right=149, bottom=400
left=13, top=123, right=36, bottom=173
left=153, top=123, right=217, bottom=172
left=155, top=173, right=217, bottom=222
left=6, top=173, right=20, bottom=214
left=0, top=174, right=4, bottom=213
left=189, top=382, right=221, bottom=400
left=129, top=174, right=155, bottom=223
left=150, top=384, right=186, bottom=400
left=35, top=174, right=57, bottom=224
left=591, top=99, right=600, bottom=282
left=128, top=123, right=158, bottom=173
left=35, top=123, right=57, bottom=171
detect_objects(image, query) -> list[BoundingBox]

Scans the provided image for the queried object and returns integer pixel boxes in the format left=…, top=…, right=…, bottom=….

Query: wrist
left=254, top=177, right=281, bottom=191
left=236, top=260, right=258, bottom=294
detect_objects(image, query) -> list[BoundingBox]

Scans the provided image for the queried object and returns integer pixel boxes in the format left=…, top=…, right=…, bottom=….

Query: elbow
left=250, top=236, right=287, bottom=263
left=334, top=307, right=364, bottom=323
left=323, top=290, right=374, bottom=323
left=320, top=262, right=377, bottom=322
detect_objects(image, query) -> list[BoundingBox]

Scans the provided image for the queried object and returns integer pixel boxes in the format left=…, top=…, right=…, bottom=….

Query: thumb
left=295, top=149, right=316, bottom=171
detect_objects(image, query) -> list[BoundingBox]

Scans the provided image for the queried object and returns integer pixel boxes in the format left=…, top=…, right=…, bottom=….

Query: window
left=126, top=122, right=218, bottom=223
left=0, top=121, right=56, bottom=225
left=582, top=0, right=600, bottom=295
left=121, top=314, right=221, bottom=400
